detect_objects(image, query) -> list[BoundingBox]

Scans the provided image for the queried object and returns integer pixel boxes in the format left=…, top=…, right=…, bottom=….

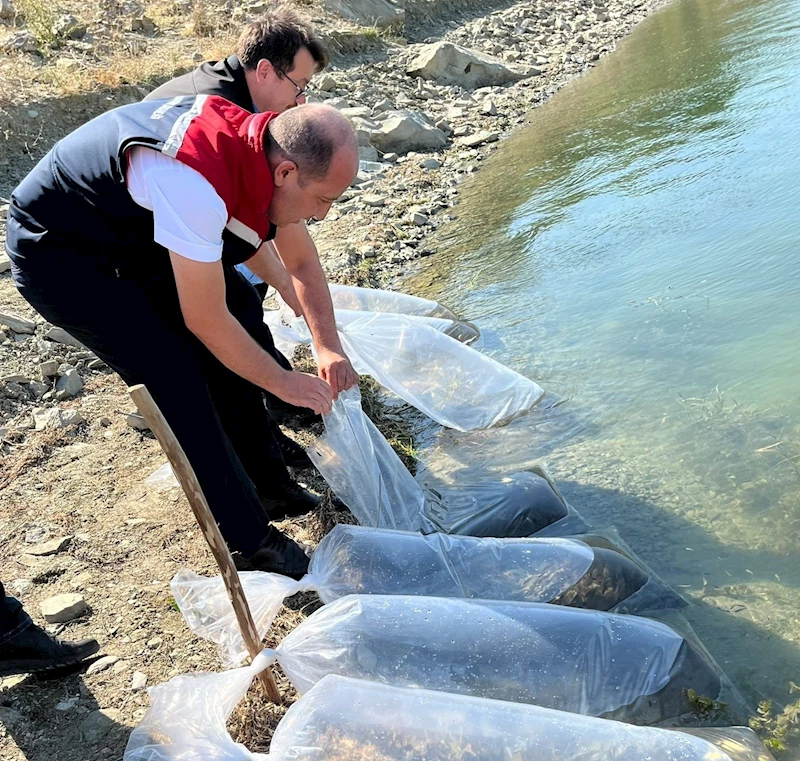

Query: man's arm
left=169, top=252, right=333, bottom=414
left=244, top=241, right=303, bottom=316
left=273, top=222, right=358, bottom=397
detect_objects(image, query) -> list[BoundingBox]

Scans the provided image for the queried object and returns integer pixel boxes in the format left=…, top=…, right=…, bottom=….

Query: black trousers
left=8, top=212, right=295, bottom=556
left=0, top=581, right=32, bottom=644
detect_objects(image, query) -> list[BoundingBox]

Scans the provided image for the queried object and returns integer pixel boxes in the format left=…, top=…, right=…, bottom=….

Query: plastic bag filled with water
left=175, top=589, right=724, bottom=726
left=171, top=524, right=685, bottom=665
left=125, top=669, right=774, bottom=761
left=334, top=312, right=543, bottom=430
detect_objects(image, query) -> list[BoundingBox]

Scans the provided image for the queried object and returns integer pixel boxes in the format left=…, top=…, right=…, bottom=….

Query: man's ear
left=272, top=159, right=298, bottom=187
left=255, top=58, right=274, bottom=83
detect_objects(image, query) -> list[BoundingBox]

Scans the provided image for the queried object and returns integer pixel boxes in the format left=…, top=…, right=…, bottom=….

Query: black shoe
left=232, top=528, right=310, bottom=579
left=260, top=481, right=321, bottom=520
left=267, top=397, right=322, bottom=429
left=0, top=624, right=100, bottom=677
left=275, top=428, right=313, bottom=469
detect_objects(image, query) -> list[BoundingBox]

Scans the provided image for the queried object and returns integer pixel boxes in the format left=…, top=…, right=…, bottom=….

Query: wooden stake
left=128, top=383, right=281, bottom=703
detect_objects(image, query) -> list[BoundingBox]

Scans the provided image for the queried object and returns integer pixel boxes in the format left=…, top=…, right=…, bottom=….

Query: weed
left=685, top=688, right=728, bottom=722
left=749, top=688, right=800, bottom=753
left=15, top=0, right=58, bottom=47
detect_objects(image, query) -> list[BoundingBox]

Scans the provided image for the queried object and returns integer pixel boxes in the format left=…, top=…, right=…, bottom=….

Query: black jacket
left=145, top=55, right=254, bottom=112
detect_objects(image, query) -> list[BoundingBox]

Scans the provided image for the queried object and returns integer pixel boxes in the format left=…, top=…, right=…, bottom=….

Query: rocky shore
left=1, top=0, right=670, bottom=758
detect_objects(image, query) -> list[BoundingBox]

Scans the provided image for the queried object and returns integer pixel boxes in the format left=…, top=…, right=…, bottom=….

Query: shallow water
left=408, top=0, right=800, bottom=745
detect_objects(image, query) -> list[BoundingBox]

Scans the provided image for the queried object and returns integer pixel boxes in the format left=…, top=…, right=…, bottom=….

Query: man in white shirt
left=6, top=97, right=359, bottom=577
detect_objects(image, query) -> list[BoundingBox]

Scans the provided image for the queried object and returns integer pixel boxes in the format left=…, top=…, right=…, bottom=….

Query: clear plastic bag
left=309, top=388, right=580, bottom=538
left=333, top=312, right=544, bottom=431
left=171, top=524, right=685, bottom=664
left=421, top=466, right=590, bottom=537
left=328, top=283, right=457, bottom=319
left=306, top=387, right=433, bottom=532
left=146, top=462, right=180, bottom=491
left=179, top=590, right=723, bottom=725
left=125, top=669, right=774, bottom=761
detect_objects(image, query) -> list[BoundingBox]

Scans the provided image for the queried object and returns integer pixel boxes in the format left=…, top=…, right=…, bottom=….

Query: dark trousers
left=0, top=581, right=32, bottom=645
left=8, top=212, right=294, bottom=557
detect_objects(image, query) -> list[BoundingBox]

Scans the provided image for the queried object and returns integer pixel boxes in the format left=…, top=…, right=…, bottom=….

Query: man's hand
left=274, top=371, right=334, bottom=415
left=317, top=349, right=358, bottom=399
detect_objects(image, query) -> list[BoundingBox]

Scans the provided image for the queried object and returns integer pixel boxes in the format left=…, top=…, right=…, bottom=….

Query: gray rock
left=316, top=73, right=337, bottom=92
left=373, top=98, right=393, bottom=113
left=27, top=535, right=72, bottom=556
left=40, top=360, right=59, bottom=377
left=131, top=671, right=148, bottom=691
left=0, top=31, right=38, bottom=54
left=54, top=14, right=87, bottom=40
left=0, top=0, right=15, bottom=20
left=358, top=145, right=379, bottom=162
left=382, top=152, right=399, bottom=163
left=321, top=0, right=403, bottom=29
left=0, top=312, right=36, bottom=334
left=40, top=593, right=88, bottom=623
left=87, top=358, right=106, bottom=370
left=407, top=42, right=524, bottom=90
left=420, top=158, right=442, bottom=170
left=0, top=253, right=10, bottom=273
left=45, top=326, right=86, bottom=349
left=340, top=105, right=372, bottom=120
left=55, top=696, right=80, bottom=711
left=482, top=97, right=497, bottom=115
left=55, top=368, right=83, bottom=400
left=30, top=381, right=48, bottom=399
left=124, top=412, right=149, bottom=431
left=79, top=709, right=121, bottom=744
left=33, top=407, right=85, bottom=430
left=458, top=130, right=500, bottom=147
left=411, top=212, right=429, bottom=226
left=362, top=194, right=386, bottom=208
left=86, top=655, right=119, bottom=676
left=2, top=373, right=27, bottom=383
left=369, top=110, right=447, bottom=155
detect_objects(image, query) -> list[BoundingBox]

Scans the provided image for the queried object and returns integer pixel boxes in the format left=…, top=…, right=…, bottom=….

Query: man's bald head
left=266, top=103, right=358, bottom=186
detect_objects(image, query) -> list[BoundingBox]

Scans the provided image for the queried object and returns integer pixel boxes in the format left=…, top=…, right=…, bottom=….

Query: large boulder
left=369, top=110, right=447, bottom=155
left=407, top=41, right=523, bottom=89
left=321, top=0, right=403, bottom=29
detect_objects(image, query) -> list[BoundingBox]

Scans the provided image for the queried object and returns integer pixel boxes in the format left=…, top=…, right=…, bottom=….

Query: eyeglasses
left=273, top=65, right=311, bottom=100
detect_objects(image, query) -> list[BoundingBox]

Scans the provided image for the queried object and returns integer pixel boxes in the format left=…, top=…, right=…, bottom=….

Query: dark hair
left=237, top=9, right=329, bottom=74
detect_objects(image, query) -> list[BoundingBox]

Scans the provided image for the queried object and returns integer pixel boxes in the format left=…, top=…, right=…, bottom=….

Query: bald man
left=5, top=98, right=359, bottom=577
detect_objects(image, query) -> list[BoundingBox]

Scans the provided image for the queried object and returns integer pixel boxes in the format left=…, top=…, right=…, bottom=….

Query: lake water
left=408, top=0, right=800, bottom=745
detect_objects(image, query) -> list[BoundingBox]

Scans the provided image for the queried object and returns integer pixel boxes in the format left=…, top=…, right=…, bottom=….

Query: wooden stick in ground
left=128, top=383, right=281, bottom=704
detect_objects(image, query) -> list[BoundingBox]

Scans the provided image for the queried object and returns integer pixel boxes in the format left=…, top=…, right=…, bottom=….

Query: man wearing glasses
left=142, top=12, right=358, bottom=527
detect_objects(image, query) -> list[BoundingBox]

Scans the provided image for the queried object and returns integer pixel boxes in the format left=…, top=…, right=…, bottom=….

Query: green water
left=410, top=0, right=800, bottom=741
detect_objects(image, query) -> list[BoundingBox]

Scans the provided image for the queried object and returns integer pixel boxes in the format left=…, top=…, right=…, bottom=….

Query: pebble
left=33, top=407, right=85, bottom=430
left=79, top=708, right=121, bottom=744
left=420, top=158, right=442, bottom=170
left=55, top=696, right=80, bottom=711
left=125, top=413, right=149, bottom=431
left=0, top=312, right=36, bottom=334
left=55, top=368, right=84, bottom=400
left=131, top=671, right=148, bottom=692
left=411, top=212, right=430, bottom=226
left=482, top=97, right=498, bottom=115
left=40, top=593, right=88, bottom=623
left=26, top=535, right=72, bottom=556
left=86, top=655, right=120, bottom=676
left=362, top=194, right=387, bottom=207
left=44, top=326, right=86, bottom=349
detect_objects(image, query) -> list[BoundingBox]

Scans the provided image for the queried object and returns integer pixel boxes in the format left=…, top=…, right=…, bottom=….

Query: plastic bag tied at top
left=125, top=670, right=774, bottom=761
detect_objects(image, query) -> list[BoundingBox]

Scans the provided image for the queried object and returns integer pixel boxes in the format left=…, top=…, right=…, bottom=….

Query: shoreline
left=0, top=0, right=678, bottom=757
